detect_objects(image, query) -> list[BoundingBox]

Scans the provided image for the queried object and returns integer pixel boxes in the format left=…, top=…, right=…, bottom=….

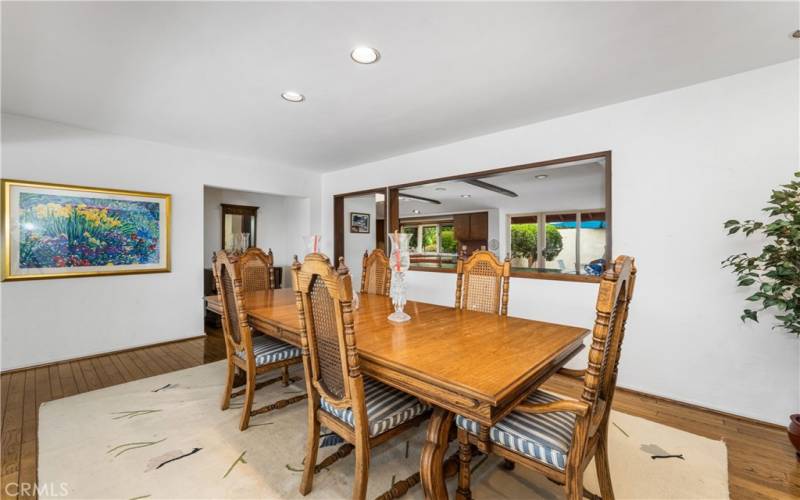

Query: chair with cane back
left=292, top=253, right=430, bottom=500
left=454, top=250, right=512, bottom=316
left=238, top=247, right=292, bottom=382
left=212, top=250, right=305, bottom=431
left=360, top=249, right=391, bottom=296
left=239, top=247, right=276, bottom=292
left=454, top=255, right=637, bottom=500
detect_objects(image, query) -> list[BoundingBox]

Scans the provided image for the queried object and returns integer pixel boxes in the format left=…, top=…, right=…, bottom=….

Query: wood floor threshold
left=0, top=335, right=207, bottom=375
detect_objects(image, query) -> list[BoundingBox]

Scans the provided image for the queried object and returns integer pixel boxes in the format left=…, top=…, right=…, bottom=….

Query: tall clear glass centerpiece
left=388, top=231, right=411, bottom=323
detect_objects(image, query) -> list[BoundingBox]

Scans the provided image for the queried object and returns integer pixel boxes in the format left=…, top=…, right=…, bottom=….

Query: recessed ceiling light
left=460, top=194, right=471, bottom=198
left=535, top=174, right=549, bottom=180
left=411, top=209, right=421, bottom=214
left=281, top=91, right=305, bottom=102
left=350, top=46, right=380, bottom=64
left=435, top=187, right=446, bottom=192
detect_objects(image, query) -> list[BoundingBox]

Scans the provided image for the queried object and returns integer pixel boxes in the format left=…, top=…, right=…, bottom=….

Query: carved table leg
left=421, top=407, right=454, bottom=500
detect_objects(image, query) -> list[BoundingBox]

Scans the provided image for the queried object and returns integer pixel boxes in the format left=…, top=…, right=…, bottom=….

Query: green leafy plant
left=722, top=172, right=800, bottom=335
left=510, top=223, right=564, bottom=261
left=440, top=226, right=457, bottom=254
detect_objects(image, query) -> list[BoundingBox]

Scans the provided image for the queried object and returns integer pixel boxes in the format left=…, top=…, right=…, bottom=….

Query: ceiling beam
left=398, top=192, right=442, bottom=205
left=462, top=179, right=518, bottom=197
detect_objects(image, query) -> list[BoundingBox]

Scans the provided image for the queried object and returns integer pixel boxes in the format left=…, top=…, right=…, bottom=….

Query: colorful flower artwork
left=2, top=180, right=170, bottom=280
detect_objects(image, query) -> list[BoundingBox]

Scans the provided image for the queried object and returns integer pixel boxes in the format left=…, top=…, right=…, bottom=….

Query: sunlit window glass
left=544, top=213, right=577, bottom=272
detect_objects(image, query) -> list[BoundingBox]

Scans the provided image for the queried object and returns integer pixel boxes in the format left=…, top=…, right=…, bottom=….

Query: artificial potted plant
left=722, top=171, right=799, bottom=458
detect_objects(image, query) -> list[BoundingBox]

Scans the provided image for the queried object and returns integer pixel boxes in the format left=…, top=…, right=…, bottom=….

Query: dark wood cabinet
left=453, top=212, right=488, bottom=242
left=453, top=212, right=489, bottom=255
left=453, top=214, right=471, bottom=241
left=469, top=212, right=488, bottom=240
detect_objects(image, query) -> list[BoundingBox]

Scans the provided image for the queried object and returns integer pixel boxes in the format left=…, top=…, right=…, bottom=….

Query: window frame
left=508, top=208, right=607, bottom=273
left=400, top=222, right=458, bottom=255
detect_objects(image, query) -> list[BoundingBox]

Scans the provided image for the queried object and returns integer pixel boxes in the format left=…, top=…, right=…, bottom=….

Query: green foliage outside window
left=510, top=223, right=564, bottom=261
left=422, top=226, right=438, bottom=252
left=401, top=226, right=418, bottom=250
left=440, top=225, right=457, bottom=254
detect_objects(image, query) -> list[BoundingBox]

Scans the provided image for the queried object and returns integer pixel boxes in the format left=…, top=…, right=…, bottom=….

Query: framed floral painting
left=2, top=179, right=171, bottom=281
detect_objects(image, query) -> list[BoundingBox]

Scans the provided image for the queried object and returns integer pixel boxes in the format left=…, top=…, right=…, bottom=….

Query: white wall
left=0, top=113, right=320, bottom=370
left=320, top=60, right=800, bottom=425
left=343, top=195, right=376, bottom=287
left=202, top=186, right=310, bottom=271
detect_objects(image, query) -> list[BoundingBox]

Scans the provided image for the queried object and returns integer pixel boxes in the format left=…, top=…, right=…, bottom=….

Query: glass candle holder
left=388, top=231, right=411, bottom=323
left=303, top=235, right=322, bottom=255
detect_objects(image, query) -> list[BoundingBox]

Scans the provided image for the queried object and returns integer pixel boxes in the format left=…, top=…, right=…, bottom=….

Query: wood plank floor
left=0, top=330, right=797, bottom=499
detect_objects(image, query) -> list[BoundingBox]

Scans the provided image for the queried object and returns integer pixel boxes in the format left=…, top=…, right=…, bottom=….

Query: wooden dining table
left=206, top=288, right=589, bottom=499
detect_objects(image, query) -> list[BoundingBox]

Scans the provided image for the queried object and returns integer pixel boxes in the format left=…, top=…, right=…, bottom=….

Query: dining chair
left=212, top=250, right=305, bottom=431
left=360, top=248, right=391, bottom=296
left=238, top=247, right=292, bottom=382
left=292, top=253, right=431, bottom=500
left=455, top=250, right=512, bottom=315
left=454, top=255, right=637, bottom=500
left=239, top=247, right=276, bottom=292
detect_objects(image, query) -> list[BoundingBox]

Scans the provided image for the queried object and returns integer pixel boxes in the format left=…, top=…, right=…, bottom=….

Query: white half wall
left=320, top=60, right=800, bottom=425
left=0, top=114, right=321, bottom=370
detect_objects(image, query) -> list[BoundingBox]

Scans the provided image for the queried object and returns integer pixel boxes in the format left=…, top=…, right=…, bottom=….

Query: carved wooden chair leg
left=313, top=443, right=354, bottom=473
left=231, top=373, right=285, bottom=398
left=300, top=414, right=320, bottom=495
left=375, top=472, right=420, bottom=500
left=583, top=488, right=602, bottom=500
left=565, top=468, right=584, bottom=500
left=352, top=441, right=371, bottom=500
left=455, top=428, right=473, bottom=500
left=595, top=429, right=615, bottom=500
left=250, top=393, right=308, bottom=416
left=238, top=370, right=255, bottom=431
left=220, top=359, right=235, bottom=411
left=375, top=450, right=461, bottom=500
left=282, top=366, right=290, bottom=386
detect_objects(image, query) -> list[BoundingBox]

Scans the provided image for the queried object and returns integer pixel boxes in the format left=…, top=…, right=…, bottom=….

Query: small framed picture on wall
left=350, top=212, right=370, bottom=233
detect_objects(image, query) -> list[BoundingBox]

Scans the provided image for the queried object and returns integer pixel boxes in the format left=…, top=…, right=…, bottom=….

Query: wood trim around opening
left=391, top=151, right=611, bottom=283
left=331, top=151, right=611, bottom=283
left=388, top=150, right=611, bottom=189
left=333, top=188, right=387, bottom=264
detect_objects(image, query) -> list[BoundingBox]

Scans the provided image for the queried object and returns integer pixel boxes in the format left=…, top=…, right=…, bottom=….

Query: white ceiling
left=3, top=2, right=797, bottom=172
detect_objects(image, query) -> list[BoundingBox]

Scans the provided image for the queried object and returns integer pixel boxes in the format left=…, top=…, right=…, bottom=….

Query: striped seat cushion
left=455, top=391, right=576, bottom=470
left=320, top=377, right=430, bottom=437
left=235, top=336, right=301, bottom=367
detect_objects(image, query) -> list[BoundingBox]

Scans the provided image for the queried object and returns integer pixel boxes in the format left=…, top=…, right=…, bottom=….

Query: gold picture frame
left=2, top=179, right=171, bottom=281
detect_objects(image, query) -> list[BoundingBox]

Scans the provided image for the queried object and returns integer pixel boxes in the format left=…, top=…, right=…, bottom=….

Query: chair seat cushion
left=455, top=391, right=576, bottom=470
left=320, top=377, right=430, bottom=437
left=235, top=336, right=301, bottom=367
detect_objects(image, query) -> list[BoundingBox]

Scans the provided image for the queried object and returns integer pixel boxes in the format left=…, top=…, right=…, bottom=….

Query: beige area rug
left=39, top=361, right=729, bottom=499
